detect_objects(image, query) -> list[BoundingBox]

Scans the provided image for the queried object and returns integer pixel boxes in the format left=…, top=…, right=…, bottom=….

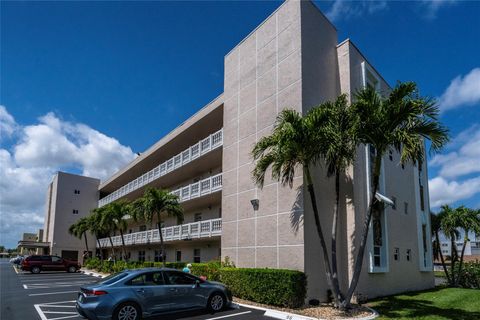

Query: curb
left=235, top=302, right=378, bottom=320
left=80, top=269, right=107, bottom=278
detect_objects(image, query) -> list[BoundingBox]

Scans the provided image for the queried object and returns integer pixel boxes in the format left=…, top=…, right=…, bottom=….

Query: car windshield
left=96, top=272, right=129, bottom=285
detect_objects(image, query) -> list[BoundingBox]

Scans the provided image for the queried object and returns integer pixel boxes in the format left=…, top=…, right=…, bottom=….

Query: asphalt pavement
left=0, top=258, right=273, bottom=320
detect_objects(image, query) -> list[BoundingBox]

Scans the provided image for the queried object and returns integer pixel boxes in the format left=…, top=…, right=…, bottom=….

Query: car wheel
left=67, top=266, right=77, bottom=273
left=113, top=302, right=141, bottom=320
left=208, top=292, right=225, bottom=312
left=31, top=266, right=41, bottom=274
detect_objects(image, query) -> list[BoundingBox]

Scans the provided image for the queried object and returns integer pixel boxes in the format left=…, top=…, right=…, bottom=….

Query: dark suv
left=21, top=255, right=81, bottom=274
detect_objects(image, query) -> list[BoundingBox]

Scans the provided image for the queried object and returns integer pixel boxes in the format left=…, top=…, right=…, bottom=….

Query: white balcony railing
left=97, top=218, right=222, bottom=248
left=98, top=129, right=223, bottom=207
left=171, top=173, right=222, bottom=203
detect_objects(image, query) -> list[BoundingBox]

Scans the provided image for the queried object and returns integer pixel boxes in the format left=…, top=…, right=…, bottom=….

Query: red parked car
left=21, top=255, right=81, bottom=274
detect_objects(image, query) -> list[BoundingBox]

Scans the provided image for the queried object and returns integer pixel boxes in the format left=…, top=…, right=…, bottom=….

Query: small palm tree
left=103, top=201, right=131, bottom=261
left=252, top=108, right=342, bottom=306
left=99, top=206, right=119, bottom=259
left=131, top=187, right=183, bottom=266
left=440, top=205, right=461, bottom=285
left=87, top=208, right=107, bottom=260
left=431, top=211, right=451, bottom=283
left=344, top=82, right=449, bottom=307
left=68, top=216, right=90, bottom=257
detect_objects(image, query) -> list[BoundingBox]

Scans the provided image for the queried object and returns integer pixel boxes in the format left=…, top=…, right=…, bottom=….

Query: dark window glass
left=41, top=256, right=51, bottom=261
left=52, top=256, right=62, bottom=262
left=98, top=272, right=128, bottom=285
left=165, top=271, right=197, bottom=285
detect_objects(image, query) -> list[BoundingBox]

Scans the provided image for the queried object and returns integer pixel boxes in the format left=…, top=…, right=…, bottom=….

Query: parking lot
left=0, top=259, right=274, bottom=320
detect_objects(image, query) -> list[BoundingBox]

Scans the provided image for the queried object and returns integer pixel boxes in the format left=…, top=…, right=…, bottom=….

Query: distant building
left=17, top=229, right=49, bottom=255
left=43, top=172, right=100, bottom=261
left=439, top=231, right=480, bottom=258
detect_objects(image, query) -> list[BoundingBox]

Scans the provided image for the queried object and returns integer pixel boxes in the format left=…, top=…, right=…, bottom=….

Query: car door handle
left=169, top=288, right=177, bottom=292
left=136, top=289, right=145, bottom=293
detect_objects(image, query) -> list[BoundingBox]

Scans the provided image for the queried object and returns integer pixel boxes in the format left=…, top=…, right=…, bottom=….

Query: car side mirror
left=192, top=280, right=200, bottom=289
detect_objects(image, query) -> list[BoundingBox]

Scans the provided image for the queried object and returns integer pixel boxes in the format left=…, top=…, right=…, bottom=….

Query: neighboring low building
left=42, top=0, right=434, bottom=302
left=17, top=229, right=49, bottom=255
left=43, top=172, right=100, bottom=261
left=439, top=231, right=480, bottom=257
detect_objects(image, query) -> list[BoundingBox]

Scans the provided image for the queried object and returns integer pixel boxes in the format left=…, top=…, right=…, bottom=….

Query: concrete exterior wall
left=222, top=0, right=304, bottom=270
left=45, top=172, right=100, bottom=261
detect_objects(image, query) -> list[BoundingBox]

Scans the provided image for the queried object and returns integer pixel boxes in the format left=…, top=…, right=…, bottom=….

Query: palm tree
left=251, top=108, right=343, bottom=306
left=453, top=206, right=480, bottom=286
left=103, top=201, right=131, bottom=261
left=87, top=208, right=107, bottom=260
left=311, top=94, right=357, bottom=303
left=131, top=187, right=183, bottom=266
left=344, top=82, right=449, bottom=307
left=68, top=216, right=90, bottom=257
left=431, top=211, right=451, bottom=283
left=99, top=205, right=119, bottom=259
left=440, top=205, right=462, bottom=285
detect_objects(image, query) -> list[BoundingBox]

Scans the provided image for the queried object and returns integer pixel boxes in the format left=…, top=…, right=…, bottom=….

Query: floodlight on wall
left=250, top=199, right=259, bottom=211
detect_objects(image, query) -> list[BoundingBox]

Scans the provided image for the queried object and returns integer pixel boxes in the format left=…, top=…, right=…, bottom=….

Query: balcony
left=97, top=218, right=222, bottom=248
left=99, top=129, right=223, bottom=207
left=172, top=173, right=222, bottom=203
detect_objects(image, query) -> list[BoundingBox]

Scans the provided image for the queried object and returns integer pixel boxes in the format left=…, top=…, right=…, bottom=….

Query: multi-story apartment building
left=43, top=172, right=100, bottom=261
left=43, top=0, right=434, bottom=301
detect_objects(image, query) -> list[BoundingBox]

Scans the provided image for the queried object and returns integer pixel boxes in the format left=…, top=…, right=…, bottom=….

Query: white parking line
left=34, top=301, right=79, bottom=320
left=20, top=276, right=92, bottom=282
left=23, top=280, right=95, bottom=289
left=206, top=311, right=252, bottom=320
left=29, top=290, right=78, bottom=296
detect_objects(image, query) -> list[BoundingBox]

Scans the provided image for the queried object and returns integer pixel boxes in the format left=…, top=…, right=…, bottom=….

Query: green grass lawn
left=367, top=287, right=480, bottom=320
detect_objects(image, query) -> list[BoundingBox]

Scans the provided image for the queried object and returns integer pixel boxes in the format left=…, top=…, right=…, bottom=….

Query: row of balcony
left=99, top=129, right=223, bottom=207
left=97, top=218, right=222, bottom=248
left=172, top=173, right=222, bottom=203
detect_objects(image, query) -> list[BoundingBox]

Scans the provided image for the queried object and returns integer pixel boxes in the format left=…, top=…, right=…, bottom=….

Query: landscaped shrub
left=457, top=260, right=480, bottom=289
left=143, top=262, right=154, bottom=268
left=219, top=268, right=307, bottom=308
left=100, top=261, right=114, bottom=273
left=191, top=261, right=221, bottom=281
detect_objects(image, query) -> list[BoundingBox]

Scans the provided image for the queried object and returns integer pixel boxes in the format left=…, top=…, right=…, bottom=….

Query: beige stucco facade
left=43, top=172, right=100, bottom=262
left=42, top=0, right=434, bottom=302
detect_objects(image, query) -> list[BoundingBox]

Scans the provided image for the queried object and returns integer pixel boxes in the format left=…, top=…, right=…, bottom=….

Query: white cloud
left=430, top=125, right=480, bottom=178
left=439, top=68, right=480, bottom=112
left=421, top=0, right=458, bottom=19
left=326, top=0, right=388, bottom=22
left=0, top=105, right=17, bottom=139
left=428, top=125, right=480, bottom=208
left=429, top=176, right=480, bottom=208
left=0, top=107, right=136, bottom=248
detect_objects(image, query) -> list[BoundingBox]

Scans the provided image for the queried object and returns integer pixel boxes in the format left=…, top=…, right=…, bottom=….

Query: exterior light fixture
left=250, top=199, right=259, bottom=211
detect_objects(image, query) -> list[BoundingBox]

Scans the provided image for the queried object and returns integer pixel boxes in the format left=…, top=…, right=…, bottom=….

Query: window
left=394, top=248, right=399, bottom=261
left=404, top=202, right=408, bottom=215
left=193, top=249, right=201, bottom=263
left=391, top=197, right=397, bottom=210
left=441, top=243, right=448, bottom=247
left=164, top=271, right=198, bottom=285
left=72, top=209, right=79, bottom=214
left=99, top=272, right=128, bottom=285
left=194, top=213, right=202, bottom=222
left=388, top=150, right=393, bottom=161
left=372, top=203, right=384, bottom=268
left=154, top=250, right=164, bottom=262
left=138, top=250, right=145, bottom=262
left=176, top=250, right=182, bottom=262
left=406, top=249, right=411, bottom=261
left=139, top=225, right=147, bottom=232
left=422, top=224, right=428, bottom=268
left=52, top=256, right=62, bottom=262
left=74, top=189, right=80, bottom=194
left=418, top=162, right=425, bottom=211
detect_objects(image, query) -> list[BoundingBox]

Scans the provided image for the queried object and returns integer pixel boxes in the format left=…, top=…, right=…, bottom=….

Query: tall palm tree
left=431, top=211, right=451, bottom=283
left=99, top=205, right=119, bottom=259
left=131, top=187, right=183, bottom=266
left=251, top=108, right=343, bottom=306
left=311, top=94, right=357, bottom=303
left=103, top=201, right=131, bottom=261
left=440, top=205, right=461, bottom=285
left=68, top=216, right=90, bottom=257
left=344, top=82, right=449, bottom=308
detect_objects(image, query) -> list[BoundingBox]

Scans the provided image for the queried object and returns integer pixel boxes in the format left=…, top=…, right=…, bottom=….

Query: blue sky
left=1, top=0, right=479, bottom=248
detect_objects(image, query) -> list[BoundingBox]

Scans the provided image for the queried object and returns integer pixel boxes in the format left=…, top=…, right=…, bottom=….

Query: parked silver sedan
left=76, top=268, right=232, bottom=320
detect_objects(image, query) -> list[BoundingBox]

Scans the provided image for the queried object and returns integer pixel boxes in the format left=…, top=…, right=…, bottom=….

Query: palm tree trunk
left=119, top=229, right=128, bottom=261
left=157, top=212, right=166, bottom=267
left=343, top=155, right=381, bottom=308
left=331, top=172, right=344, bottom=305
left=450, top=236, right=456, bottom=286
left=83, top=232, right=90, bottom=256
left=455, top=235, right=468, bottom=286
left=108, top=235, right=115, bottom=259
left=304, top=165, right=341, bottom=307
left=435, top=230, right=451, bottom=283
